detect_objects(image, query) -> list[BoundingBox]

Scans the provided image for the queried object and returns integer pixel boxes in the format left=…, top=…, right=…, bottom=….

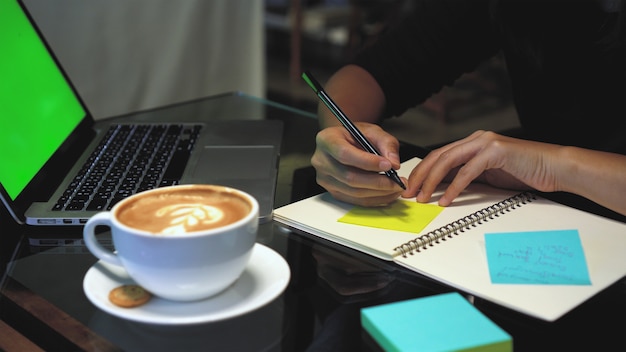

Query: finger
left=416, top=153, right=463, bottom=203
left=417, top=135, right=488, bottom=202
left=415, top=130, right=486, bottom=172
left=438, top=160, right=488, bottom=206
left=357, top=123, right=402, bottom=169
left=406, top=131, right=487, bottom=195
left=316, top=128, right=393, bottom=173
left=438, top=139, right=508, bottom=206
left=317, top=164, right=407, bottom=196
left=328, top=187, right=404, bottom=207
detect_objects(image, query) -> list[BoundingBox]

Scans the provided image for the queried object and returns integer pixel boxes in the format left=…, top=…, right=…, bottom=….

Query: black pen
left=302, top=71, right=406, bottom=190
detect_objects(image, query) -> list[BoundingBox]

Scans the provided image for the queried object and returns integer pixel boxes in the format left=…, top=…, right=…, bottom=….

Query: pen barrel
left=319, top=91, right=380, bottom=156
left=304, top=71, right=404, bottom=189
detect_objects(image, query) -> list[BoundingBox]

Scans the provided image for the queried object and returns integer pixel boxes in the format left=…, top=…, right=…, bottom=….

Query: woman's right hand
left=311, top=122, right=406, bottom=207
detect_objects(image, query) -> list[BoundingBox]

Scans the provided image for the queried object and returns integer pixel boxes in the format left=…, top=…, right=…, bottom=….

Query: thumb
left=359, top=123, right=401, bottom=169
left=376, top=140, right=401, bottom=170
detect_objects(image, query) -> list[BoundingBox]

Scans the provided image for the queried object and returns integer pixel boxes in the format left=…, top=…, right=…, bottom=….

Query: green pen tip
left=301, top=72, right=317, bottom=93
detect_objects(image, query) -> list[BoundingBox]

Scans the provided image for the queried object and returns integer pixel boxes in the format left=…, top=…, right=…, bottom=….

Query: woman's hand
left=311, top=122, right=406, bottom=207
left=402, top=130, right=626, bottom=216
left=404, top=130, right=563, bottom=205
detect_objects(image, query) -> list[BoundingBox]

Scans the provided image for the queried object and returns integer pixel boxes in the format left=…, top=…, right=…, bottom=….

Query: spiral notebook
left=274, top=158, right=626, bottom=321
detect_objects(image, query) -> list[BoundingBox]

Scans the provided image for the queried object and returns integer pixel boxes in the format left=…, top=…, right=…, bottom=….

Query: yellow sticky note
left=338, top=200, right=444, bottom=234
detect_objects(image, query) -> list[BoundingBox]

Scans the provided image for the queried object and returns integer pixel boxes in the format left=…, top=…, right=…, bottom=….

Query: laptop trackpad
left=190, top=145, right=276, bottom=181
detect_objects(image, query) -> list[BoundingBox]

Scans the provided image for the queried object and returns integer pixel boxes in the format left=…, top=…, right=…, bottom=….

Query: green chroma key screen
left=0, top=0, right=86, bottom=200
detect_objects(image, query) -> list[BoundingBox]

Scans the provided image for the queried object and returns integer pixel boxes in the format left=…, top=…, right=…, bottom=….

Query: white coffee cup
left=83, top=184, right=259, bottom=301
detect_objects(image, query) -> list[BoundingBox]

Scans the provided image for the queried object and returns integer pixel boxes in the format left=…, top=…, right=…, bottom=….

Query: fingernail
left=379, top=160, right=392, bottom=171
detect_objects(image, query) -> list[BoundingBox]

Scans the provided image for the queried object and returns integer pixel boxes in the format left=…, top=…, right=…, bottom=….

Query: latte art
left=116, top=186, right=252, bottom=234
left=156, top=203, right=225, bottom=234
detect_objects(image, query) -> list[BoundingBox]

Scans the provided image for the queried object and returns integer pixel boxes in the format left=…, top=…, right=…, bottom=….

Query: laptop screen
left=0, top=0, right=86, bottom=200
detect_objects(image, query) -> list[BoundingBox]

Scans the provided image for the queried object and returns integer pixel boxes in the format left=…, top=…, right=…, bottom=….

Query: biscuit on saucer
left=109, top=284, right=152, bottom=308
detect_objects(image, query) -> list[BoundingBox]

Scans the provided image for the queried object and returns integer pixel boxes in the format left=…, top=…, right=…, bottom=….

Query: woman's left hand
left=402, top=130, right=562, bottom=206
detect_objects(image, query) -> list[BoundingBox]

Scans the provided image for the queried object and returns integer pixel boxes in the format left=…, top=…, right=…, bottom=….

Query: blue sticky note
left=361, top=292, right=512, bottom=352
left=485, top=229, right=591, bottom=285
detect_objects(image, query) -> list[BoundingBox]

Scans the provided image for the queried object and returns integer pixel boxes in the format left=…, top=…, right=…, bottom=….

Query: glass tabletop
left=1, top=93, right=624, bottom=351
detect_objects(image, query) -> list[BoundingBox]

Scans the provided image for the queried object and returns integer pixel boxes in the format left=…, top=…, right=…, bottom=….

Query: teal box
left=361, top=292, right=512, bottom=352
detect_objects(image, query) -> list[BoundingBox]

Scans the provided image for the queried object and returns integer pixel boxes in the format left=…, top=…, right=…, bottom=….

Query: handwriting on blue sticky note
left=485, top=229, right=591, bottom=285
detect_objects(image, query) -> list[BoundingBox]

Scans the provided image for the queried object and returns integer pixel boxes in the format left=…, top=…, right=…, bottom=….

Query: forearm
left=317, top=65, right=386, bottom=129
left=556, top=147, right=626, bottom=216
left=408, top=131, right=626, bottom=217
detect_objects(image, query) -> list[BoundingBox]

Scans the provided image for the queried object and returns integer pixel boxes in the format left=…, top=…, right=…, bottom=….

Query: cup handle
left=83, top=212, right=122, bottom=267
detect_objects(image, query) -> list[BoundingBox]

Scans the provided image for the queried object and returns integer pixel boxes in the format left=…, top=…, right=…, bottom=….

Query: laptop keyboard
left=53, top=123, right=202, bottom=212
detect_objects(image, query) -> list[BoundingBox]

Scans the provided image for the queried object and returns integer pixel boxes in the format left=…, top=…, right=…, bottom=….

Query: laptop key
left=86, top=199, right=107, bottom=211
left=53, top=123, right=202, bottom=212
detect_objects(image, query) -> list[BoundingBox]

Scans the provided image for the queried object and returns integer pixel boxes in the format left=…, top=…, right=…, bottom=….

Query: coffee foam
left=155, top=203, right=226, bottom=235
left=117, top=188, right=251, bottom=234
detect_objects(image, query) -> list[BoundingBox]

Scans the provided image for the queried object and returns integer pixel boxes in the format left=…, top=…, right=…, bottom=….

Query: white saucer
left=83, top=243, right=290, bottom=325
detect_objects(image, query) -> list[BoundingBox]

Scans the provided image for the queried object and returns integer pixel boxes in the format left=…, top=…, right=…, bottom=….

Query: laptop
left=0, top=0, right=283, bottom=232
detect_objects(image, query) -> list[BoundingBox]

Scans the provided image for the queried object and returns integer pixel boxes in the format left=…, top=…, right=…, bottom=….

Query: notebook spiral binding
left=394, top=192, right=536, bottom=257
